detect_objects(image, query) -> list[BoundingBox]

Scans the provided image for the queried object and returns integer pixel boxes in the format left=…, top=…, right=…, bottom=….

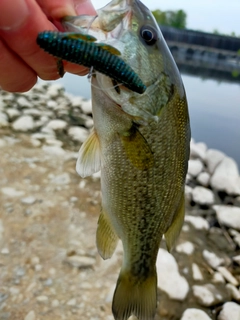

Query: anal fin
left=96, top=209, right=118, bottom=260
left=164, top=192, right=185, bottom=252
left=76, top=130, right=101, bottom=178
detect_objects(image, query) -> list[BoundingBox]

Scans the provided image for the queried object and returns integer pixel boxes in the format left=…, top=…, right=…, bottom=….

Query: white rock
left=1, top=187, right=25, bottom=197
left=24, top=311, right=36, bottom=320
left=0, top=112, right=9, bottom=127
left=47, top=100, right=58, bottom=109
left=203, top=250, right=224, bottom=269
left=36, top=295, right=49, bottom=303
left=210, top=157, right=240, bottom=195
left=68, top=126, right=89, bottom=143
left=190, top=140, right=207, bottom=161
left=192, top=263, right=203, bottom=281
left=47, top=119, right=68, bottom=130
left=188, top=159, right=204, bottom=177
left=70, top=96, right=83, bottom=108
left=12, top=115, right=35, bottom=131
left=218, top=302, right=240, bottom=320
left=213, top=205, right=240, bottom=231
left=212, top=272, right=225, bottom=283
left=217, top=266, right=239, bottom=286
left=42, top=145, right=66, bottom=156
left=226, top=284, right=240, bottom=302
left=192, top=186, right=215, bottom=205
left=21, top=197, right=36, bottom=205
left=46, top=139, right=63, bottom=147
left=196, top=172, right=210, bottom=187
left=66, top=255, right=95, bottom=268
left=1, top=248, right=9, bottom=255
left=5, top=108, right=20, bottom=120
left=81, top=100, right=92, bottom=114
left=50, top=173, right=70, bottom=185
left=181, top=308, right=211, bottom=320
left=0, top=139, right=6, bottom=147
left=17, top=96, right=32, bottom=108
left=185, top=185, right=193, bottom=202
left=157, top=248, right=189, bottom=301
left=67, top=298, right=77, bottom=306
left=233, top=255, right=240, bottom=265
left=51, top=299, right=60, bottom=307
left=192, top=284, right=224, bottom=307
left=185, top=215, right=209, bottom=230
left=176, top=242, right=195, bottom=255
left=0, top=219, right=4, bottom=240
left=47, top=83, right=64, bottom=98
left=205, top=149, right=225, bottom=174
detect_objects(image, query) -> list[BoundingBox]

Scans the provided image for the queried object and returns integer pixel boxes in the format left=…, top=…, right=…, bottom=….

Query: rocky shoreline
left=0, top=82, right=239, bottom=320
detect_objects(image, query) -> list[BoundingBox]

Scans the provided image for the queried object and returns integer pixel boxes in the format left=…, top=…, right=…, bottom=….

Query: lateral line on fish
left=36, top=31, right=147, bottom=94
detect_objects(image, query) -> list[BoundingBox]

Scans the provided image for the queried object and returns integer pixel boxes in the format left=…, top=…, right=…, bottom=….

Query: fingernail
left=0, top=0, right=29, bottom=30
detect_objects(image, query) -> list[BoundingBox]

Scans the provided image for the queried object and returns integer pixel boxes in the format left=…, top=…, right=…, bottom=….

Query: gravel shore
left=0, top=83, right=239, bottom=320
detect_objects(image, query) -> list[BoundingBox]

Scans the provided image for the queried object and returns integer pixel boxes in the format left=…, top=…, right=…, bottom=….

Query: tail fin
left=112, top=269, right=157, bottom=320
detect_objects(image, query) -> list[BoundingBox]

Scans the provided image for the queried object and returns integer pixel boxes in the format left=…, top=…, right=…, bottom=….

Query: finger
left=0, top=39, right=37, bottom=92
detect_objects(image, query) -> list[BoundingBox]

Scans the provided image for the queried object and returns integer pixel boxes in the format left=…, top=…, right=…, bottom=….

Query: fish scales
left=37, top=0, right=191, bottom=319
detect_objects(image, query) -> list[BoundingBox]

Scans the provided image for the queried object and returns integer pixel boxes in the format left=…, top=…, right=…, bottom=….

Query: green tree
left=152, top=9, right=187, bottom=29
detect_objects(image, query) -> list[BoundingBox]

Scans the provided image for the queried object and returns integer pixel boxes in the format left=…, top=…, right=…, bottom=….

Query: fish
left=41, top=0, right=191, bottom=319
left=37, top=31, right=146, bottom=94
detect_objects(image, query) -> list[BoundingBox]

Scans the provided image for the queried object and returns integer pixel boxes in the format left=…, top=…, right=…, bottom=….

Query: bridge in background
left=160, top=26, right=240, bottom=82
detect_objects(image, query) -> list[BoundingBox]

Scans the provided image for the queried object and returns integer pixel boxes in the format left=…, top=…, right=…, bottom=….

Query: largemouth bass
left=39, top=0, right=190, bottom=319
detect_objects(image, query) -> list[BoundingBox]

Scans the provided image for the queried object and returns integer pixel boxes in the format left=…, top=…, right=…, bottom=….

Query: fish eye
left=140, top=25, right=157, bottom=45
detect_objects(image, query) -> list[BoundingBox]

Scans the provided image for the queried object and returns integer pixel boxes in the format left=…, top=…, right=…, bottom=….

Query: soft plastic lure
left=37, top=31, right=147, bottom=94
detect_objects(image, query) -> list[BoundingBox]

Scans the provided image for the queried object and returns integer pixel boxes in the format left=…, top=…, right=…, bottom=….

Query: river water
left=52, top=70, right=240, bottom=166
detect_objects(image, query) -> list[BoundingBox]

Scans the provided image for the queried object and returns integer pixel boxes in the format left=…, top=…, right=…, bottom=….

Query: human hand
left=0, top=0, right=96, bottom=92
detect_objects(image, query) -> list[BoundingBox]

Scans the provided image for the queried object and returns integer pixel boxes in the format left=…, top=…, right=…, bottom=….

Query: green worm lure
left=37, top=31, right=146, bottom=94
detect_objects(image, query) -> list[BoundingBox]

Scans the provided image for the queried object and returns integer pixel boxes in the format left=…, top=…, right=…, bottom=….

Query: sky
left=91, top=0, right=240, bottom=35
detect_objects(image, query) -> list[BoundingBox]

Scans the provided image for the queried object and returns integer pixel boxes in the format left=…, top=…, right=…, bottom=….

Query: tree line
left=152, top=9, right=187, bottom=29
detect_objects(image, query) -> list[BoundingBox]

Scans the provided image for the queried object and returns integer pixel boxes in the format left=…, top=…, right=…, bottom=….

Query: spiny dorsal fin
left=121, top=125, right=154, bottom=170
left=96, top=209, right=118, bottom=260
left=76, top=130, right=101, bottom=178
left=164, top=191, right=185, bottom=252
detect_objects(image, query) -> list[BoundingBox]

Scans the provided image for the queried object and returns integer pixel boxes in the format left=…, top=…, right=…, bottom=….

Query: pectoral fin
left=121, top=125, right=154, bottom=170
left=164, top=192, right=185, bottom=252
left=96, top=209, right=118, bottom=260
left=76, top=130, right=101, bottom=178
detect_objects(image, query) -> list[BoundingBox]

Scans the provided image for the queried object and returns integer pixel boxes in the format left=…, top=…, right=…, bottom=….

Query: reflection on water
left=51, top=70, right=240, bottom=166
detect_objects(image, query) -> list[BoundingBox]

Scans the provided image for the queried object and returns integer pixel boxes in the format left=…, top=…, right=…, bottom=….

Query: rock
left=36, top=295, right=49, bottom=303
left=52, top=299, right=60, bottom=307
left=47, top=83, right=64, bottom=98
left=176, top=242, right=195, bottom=255
left=21, top=197, right=36, bottom=205
left=49, top=173, right=71, bottom=185
left=47, top=119, right=68, bottom=130
left=192, top=263, right=204, bottom=281
left=1, top=187, right=25, bottom=197
left=80, top=100, right=92, bottom=114
left=5, top=108, right=20, bottom=120
left=185, top=215, right=209, bottom=230
left=12, top=115, right=35, bottom=131
left=42, top=145, right=66, bottom=156
left=233, top=255, right=240, bottom=265
left=185, top=185, right=193, bottom=202
left=217, top=266, right=239, bottom=286
left=67, top=298, right=77, bottom=306
left=0, top=112, right=9, bottom=127
left=213, top=205, right=240, bottom=230
left=190, top=140, right=207, bottom=161
left=0, top=219, right=4, bottom=240
left=68, top=126, right=89, bottom=143
left=205, top=149, right=225, bottom=174
left=181, top=308, right=211, bottom=320
left=192, top=284, right=227, bottom=307
left=212, top=272, right=225, bottom=283
left=210, top=157, right=240, bottom=195
left=1, top=248, right=9, bottom=255
left=226, top=284, right=240, bottom=301
left=65, top=255, right=95, bottom=268
left=218, top=302, right=240, bottom=320
left=24, top=311, right=36, bottom=320
left=196, top=172, right=210, bottom=187
left=202, top=250, right=224, bottom=269
left=17, top=96, right=32, bottom=108
left=192, top=186, right=215, bottom=205
left=157, top=248, right=189, bottom=301
left=0, top=138, right=6, bottom=147
left=188, top=159, right=204, bottom=177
